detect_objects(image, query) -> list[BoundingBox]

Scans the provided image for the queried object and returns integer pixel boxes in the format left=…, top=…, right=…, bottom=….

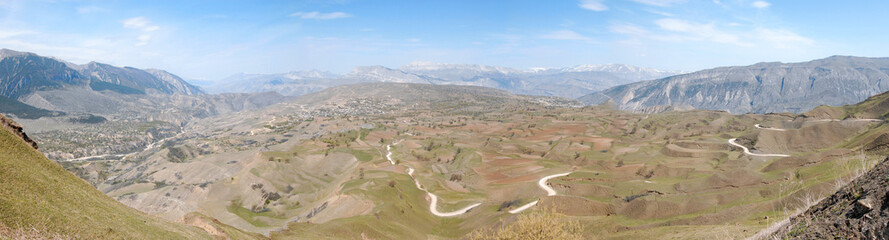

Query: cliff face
left=581, top=56, right=889, bottom=114
left=0, top=48, right=204, bottom=99
left=0, top=114, right=37, bottom=150
left=771, top=157, right=889, bottom=239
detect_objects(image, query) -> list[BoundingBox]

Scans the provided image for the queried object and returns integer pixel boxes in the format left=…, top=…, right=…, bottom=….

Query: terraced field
left=44, top=83, right=889, bottom=238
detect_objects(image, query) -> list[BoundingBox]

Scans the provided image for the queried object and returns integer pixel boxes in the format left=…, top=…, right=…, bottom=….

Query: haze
left=2, top=0, right=889, bottom=80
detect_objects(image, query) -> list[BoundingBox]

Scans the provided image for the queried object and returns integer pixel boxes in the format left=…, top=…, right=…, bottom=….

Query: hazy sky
left=1, top=0, right=888, bottom=80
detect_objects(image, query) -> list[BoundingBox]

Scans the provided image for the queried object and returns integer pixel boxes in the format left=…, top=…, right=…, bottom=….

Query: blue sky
left=1, top=0, right=888, bottom=80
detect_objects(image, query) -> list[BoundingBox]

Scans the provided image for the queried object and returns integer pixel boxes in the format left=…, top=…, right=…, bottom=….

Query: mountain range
left=0, top=49, right=201, bottom=98
left=201, top=62, right=683, bottom=99
left=0, top=49, right=287, bottom=122
left=6, top=47, right=889, bottom=238
left=581, top=56, right=889, bottom=114
left=8, top=48, right=889, bottom=117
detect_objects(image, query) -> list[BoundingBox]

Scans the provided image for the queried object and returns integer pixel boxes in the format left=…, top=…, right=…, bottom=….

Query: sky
left=1, top=0, right=888, bottom=81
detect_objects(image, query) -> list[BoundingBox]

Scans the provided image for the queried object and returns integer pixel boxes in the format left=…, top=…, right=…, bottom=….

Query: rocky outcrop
left=0, top=113, right=37, bottom=150
left=0, top=48, right=203, bottom=99
left=770, top=157, right=889, bottom=239
left=581, top=56, right=889, bottom=114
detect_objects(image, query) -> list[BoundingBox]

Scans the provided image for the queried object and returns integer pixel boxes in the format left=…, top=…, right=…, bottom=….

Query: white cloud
left=123, top=17, right=149, bottom=30
left=579, top=0, right=608, bottom=11
left=612, top=19, right=814, bottom=50
left=0, top=30, right=36, bottom=39
left=654, top=18, right=745, bottom=45
left=289, top=11, right=352, bottom=20
left=122, top=17, right=159, bottom=32
left=631, top=0, right=686, bottom=7
left=610, top=24, right=649, bottom=35
left=0, top=39, right=105, bottom=62
left=121, top=17, right=160, bottom=46
left=76, top=6, right=105, bottom=14
left=136, top=34, right=151, bottom=46
left=645, top=9, right=675, bottom=17
left=540, top=30, right=594, bottom=43
left=754, top=28, right=813, bottom=48
left=752, top=1, right=771, bottom=8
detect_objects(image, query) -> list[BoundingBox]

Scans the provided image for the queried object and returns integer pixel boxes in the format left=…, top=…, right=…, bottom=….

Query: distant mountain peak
left=0, top=48, right=203, bottom=97
left=582, top=55, right=889, bottom=114
left=283, top=69, right=339, bottom=80
left=0, top=48, right=31, bottom=59
left=399, top=61, right=521, bottom=75
left=562, top=63, right=680, bottom=74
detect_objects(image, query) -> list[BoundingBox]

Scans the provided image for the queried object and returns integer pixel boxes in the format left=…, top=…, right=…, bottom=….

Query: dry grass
left=0, top=121, right=221, bottom=239
left=0, top=223, right=70, bottom=240
left=748, top=151, right=878, bottom=240
left=468, top=207, right=583, bottom=240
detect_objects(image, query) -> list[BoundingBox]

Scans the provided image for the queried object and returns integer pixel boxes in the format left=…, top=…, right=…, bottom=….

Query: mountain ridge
left=581, top=55, right=889, bottom=114
left=202, top=62, right=682, bottom=99
left=0, top=49, right=203, bottom=98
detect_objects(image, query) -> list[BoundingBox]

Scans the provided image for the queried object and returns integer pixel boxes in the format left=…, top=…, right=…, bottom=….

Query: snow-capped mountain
left=202, top=70, right=341, bottom=96
left=205, top=62, right=683, bottom=99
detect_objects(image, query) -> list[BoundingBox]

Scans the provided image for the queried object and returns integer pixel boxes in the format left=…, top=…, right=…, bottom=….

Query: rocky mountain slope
left=0, top=49, right=202, bottom=97
left=769, top=156, right=889, bottom=239
left=202, top=62, right=681, bottom=99
left=0, top=114, right=262, bottom=239
left=0, top=49, right=215, bottom=119
left=0, top=49, right=290, bottom=124
left=581, top=56, right=889, bottom=114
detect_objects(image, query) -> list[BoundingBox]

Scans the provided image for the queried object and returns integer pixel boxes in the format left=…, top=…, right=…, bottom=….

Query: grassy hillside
left=805, top=89, right=889, bottom=120
left=0, top=115, right=232, bottom=239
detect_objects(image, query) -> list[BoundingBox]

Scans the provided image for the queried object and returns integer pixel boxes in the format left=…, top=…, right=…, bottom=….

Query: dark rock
left=0, top=114, right=38, bottom=149
left=771, top=157, right=889, bottom=239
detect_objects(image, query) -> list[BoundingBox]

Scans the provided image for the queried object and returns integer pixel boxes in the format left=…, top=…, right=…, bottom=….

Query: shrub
left=469, top=207, right=583, bottom=240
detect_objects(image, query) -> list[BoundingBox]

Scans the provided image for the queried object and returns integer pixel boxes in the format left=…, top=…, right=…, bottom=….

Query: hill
left=54, top=81, right=886, bottom=238
left=1, top=114, right=226, bottom=238
left=292, top=82, right=579, bottom=108
left=768, top=156, right=889, bottom=239
left=581, top=56, right=889, bottom=114
left=0, top=114, right=265, bottom=239
left=202, top=62, right=681, bottom=99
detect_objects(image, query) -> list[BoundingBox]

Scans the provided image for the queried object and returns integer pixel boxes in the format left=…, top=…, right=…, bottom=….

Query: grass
left=0, top=121, right=220, bottom=239
left=274, top=174, right=441, bottom=239
left=332, top=148, right=375, bottom=162
left=226, top=202, right=279, bottom=227
left=468, top=207, right=583, bottom=240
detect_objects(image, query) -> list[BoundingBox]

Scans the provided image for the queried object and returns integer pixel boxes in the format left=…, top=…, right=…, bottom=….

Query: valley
left=4, top=1, right=889, bottom=238
left=4, top=49, right=889, bottom=238
left=21, top=82, right=886, bottom=239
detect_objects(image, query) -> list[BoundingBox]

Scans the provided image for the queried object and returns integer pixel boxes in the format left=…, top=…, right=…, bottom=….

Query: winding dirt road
left=753, top=124, right=786, bottom=132
left=386, top=142, right=481, bottom=217
left=728, top=138, right=790, bottom=157
left=508, top=172, right=572, bottom=214
left=386, top=141, right=575, bottom=216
